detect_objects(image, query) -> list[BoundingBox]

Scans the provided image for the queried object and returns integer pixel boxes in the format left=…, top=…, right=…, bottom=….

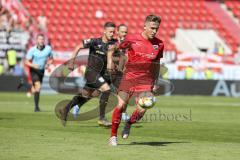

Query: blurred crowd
left=0, top=0, right=48, bottom=76
left=0, top=1, right=32, bottom=33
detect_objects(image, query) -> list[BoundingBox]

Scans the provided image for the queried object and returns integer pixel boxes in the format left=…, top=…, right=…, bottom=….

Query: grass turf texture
left=0, top=92, right=240, bottom=160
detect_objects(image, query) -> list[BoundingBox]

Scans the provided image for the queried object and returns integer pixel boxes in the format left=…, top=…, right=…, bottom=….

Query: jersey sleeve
left=119, top=35, right=134, bottom=49
left=82, top=38, right=95, bottom=48
left=156, top=43, right=164, bottom=61
left=26, top=47, right=34, bottom=60
left=48, top=46, right=53, bottom=58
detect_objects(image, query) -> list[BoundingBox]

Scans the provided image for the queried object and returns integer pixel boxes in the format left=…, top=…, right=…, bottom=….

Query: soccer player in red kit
left=109, top=15, right=164, bottom=146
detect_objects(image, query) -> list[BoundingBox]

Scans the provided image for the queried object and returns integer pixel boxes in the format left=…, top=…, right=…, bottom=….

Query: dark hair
left=104, top=22, right=116, bottom=28
left=117, top=24, right=127, bottom=30
left=145, top=15, right=161, bottom=24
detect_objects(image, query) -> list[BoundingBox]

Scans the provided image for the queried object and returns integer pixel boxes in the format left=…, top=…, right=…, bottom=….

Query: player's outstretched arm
left=68, top=42, right=84, bottom=70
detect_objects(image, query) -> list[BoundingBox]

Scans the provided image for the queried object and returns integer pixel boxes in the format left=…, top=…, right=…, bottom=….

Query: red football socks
left=128, top=108, right=144, bottom=125
left=111, top=107, right=123, bottom=137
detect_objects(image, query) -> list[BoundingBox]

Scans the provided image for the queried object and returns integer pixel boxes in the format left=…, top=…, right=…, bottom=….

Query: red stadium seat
left=21, top=0, right=239, bottom=52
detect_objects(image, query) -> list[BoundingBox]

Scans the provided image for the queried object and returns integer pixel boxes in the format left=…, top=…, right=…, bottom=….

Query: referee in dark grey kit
left=25, top=34, right=53, bottom=112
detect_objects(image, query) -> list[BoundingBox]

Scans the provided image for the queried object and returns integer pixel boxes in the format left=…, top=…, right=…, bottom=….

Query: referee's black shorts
left=30, top=67, right=45, bottom=84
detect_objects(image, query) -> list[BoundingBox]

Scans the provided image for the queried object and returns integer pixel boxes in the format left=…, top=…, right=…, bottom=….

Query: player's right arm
left=25, top=47, right=39, bottom=69
left=153, top=42, right=165, bottom=94
left=118, top=35, right=134, bottom=50
left=117, top=51, right=128, bottom=72
left=107, top=44, right=118, bottom=72
left=68, top=42, right=83, bottom=70
left=68, top=39, right=94, bottom=70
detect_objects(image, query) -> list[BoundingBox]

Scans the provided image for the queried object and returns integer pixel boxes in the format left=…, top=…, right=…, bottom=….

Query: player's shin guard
left=111, top=107, right=123, bottom=137
left=99, top=90, right=111, bottom=119
left=128, top=109, right=145, bottom=125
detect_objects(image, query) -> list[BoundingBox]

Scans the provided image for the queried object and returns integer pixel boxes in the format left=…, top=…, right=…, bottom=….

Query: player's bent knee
left=122, top=103, right=128, bottom=110
left=100, top=90, right=111, bottom=103
left=117, top=97, right=127, bottom=107
left=137, top=105, right=147, bottom=113
left=34, top=82, right=41, bottom=92
left=35, top=86, right=41, bottom=92
left=90, top=90, right=101, bottom=97
left=99, top=83, right=110, bottom=92
left=116, top=104, right=125, bottom=110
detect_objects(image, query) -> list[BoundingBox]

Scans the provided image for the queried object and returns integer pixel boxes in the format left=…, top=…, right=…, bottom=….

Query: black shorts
left=84, top=69, right=107, bottom=89
left=30, top=67, right=44, bottom=83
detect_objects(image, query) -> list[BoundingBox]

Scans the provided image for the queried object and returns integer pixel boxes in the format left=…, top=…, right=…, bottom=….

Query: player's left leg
left=122, top=89, right=152, bottom=139
left=97, top=91, right=112, bottom=126
left=58, top=88, right=96, bottom=125
left=109, top=91, right=130, bottom=146
left=57, top=79, right=109, bottom=126
left=97, top=82, right=112, bottom=127
left=112, top=71, right=130, bottom=121
left=33, top=81, right=41, bottom=112
left=29, top=68, right=44, bottom=112
left=122, top=105, right=146, bottom=139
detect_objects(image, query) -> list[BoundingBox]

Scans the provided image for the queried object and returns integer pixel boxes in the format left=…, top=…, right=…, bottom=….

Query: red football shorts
left=118, top=73, right=154, bottom=95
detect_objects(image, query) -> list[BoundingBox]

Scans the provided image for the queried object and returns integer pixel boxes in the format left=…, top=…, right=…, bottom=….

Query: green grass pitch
left=0, top=92, right=240, bottom=160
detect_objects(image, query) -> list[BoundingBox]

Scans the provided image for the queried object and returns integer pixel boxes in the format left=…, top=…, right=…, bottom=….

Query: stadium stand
left=225, top=0, right=240, bottom=22
left=0, top=0, right=33, bottom=75
left=21, top=0, right=239, bottom=53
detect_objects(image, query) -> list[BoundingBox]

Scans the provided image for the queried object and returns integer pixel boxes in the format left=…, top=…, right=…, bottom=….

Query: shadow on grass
left=75, top=124, right=143, bottom=129
left=131, top=125, right=143, bottom=128
left=0, top=117, right=15, bottom=120
left=119, top=141, right=190, bottom=146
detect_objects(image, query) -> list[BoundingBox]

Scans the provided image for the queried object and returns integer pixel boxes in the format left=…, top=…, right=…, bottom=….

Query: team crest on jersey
left=84, top=39, right=91, bottom=44
left=153, top=45, right=159, bottom=50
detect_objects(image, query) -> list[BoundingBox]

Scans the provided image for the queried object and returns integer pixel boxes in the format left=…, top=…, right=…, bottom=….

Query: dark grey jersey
left=83, top=37, right=117, bottom=74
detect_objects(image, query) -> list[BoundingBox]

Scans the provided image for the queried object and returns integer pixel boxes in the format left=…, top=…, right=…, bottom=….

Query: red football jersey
left=120, top=33, right=164, bottom=80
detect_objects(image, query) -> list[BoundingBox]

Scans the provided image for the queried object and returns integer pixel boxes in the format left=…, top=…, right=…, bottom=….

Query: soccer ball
left=137, top=92, right=156, bottom=109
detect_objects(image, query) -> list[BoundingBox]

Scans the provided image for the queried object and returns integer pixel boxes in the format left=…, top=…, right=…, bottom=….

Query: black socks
left=99, top=91, right=111, bottom=119
left=34, top=92, right=40, bottom=112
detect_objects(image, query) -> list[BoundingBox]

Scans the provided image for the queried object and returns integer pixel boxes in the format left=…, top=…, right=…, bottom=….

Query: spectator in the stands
left=6, top=48, right=17, bottom=73
left=13, top=20, right=23, bottom=31
left=0, top=62, right=4, bottom=75
left=13, top=60, right=24, bottom=76
left=0, top=2, right=14, bottom=32
left=213, top=42, right=225, bottom=55
left=204, top=68, right=214, bottom=80
left=24, top=16, right=34, bottom=30
left=0, top=2, right=8, bottom=29
left=37, top=11, right=47, bottom=32
left=185, top=65, right=194, bottom=80
left=0, top=1, right=7, bottom=15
